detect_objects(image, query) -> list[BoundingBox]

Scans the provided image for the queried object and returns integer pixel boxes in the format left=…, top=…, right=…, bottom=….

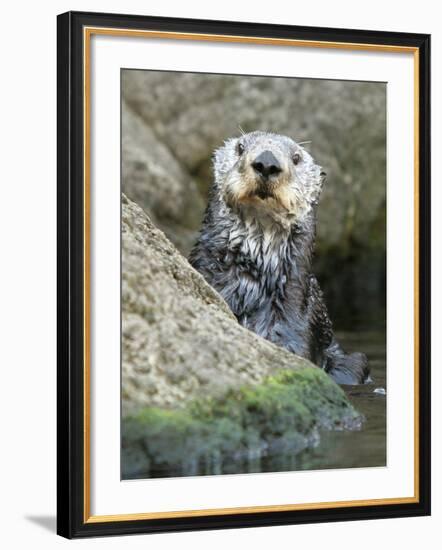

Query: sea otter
left=189, top=131, right=369, bottom=385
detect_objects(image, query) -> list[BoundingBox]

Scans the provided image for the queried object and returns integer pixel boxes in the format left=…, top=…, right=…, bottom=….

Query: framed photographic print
left=57, top=10, right=431, bottom=538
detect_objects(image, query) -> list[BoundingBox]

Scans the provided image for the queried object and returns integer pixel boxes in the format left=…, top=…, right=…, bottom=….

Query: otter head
left=213, top=131, right=325, bottom=227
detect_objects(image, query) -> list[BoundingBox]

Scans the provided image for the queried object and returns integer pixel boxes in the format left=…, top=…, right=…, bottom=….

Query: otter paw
left=325, top=351, right=370, bottom=385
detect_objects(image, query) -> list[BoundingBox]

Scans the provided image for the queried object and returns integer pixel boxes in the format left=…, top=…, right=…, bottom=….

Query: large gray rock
left=122, top=193, right=315, bottom=415
left=122, top=100, right=205, bottom=254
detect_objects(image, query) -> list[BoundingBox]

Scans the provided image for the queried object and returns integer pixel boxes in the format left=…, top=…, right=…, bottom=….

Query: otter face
left=214, top=131, right=325, bottom=226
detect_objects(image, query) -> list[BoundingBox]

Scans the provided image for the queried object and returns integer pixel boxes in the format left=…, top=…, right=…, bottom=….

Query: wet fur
left=189, top=131, right=369, bottom=384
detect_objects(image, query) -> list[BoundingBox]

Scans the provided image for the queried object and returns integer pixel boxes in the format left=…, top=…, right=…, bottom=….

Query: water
left=286, top=330, right=387, bottom=471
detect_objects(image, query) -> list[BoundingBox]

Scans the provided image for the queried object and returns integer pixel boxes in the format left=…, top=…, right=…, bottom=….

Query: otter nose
left=252, top=151, right=282, bottom=179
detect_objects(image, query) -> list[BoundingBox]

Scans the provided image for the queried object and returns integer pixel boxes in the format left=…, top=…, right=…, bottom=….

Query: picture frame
left=57, top=10, right=431, bottom=539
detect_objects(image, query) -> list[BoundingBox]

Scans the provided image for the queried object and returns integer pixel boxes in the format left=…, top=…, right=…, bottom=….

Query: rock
left=122, top=100, right=205, bottom=255
left=122, top=193, right=307, bottom=414
left=122, top=71, right=386, bottom=325
left=123, top=368, right=362, bottom=479
left=121, top=194, right=362, bottom=478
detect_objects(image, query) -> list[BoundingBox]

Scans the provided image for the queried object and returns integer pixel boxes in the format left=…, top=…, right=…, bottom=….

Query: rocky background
left=122, top=70, right=386, bottom=328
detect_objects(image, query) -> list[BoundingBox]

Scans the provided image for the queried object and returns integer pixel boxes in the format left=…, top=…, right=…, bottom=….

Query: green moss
left=122, top=367, right=362, bottom=479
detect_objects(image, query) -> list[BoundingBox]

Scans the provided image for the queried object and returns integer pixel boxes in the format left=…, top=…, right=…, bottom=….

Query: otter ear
left=309, top=168, right=326, bottom=206
left=318, top=169, right=327, bottom=192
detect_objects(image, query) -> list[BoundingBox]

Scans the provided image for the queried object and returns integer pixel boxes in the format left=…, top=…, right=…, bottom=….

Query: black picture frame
left=57, top=10, right=431, bottom=539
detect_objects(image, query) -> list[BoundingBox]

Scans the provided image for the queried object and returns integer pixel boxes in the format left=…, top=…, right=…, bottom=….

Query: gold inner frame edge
left=82, top=26, right=420, bottom=524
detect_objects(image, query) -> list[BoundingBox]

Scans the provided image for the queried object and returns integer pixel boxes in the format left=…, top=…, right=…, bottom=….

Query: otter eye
left=237, top=142, right=245, bottom=156
left=293, top=153, right=301, bottom=165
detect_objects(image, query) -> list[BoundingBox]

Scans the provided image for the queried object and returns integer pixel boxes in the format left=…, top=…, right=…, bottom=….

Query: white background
left=0, top=0, right=439, bottom=548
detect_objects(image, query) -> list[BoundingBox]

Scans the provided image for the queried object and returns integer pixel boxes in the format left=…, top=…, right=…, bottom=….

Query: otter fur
left=189, top=131, right=369, bottom=385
